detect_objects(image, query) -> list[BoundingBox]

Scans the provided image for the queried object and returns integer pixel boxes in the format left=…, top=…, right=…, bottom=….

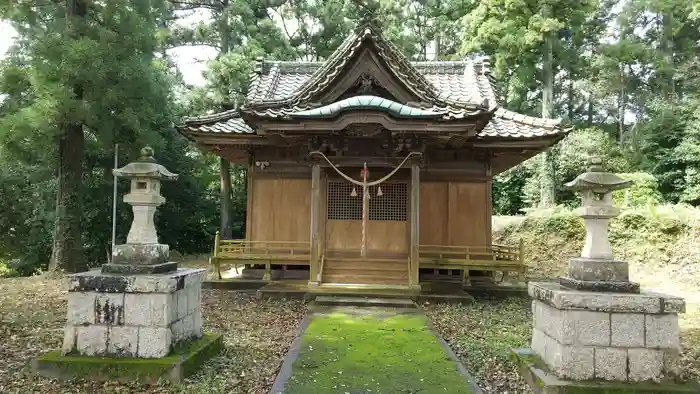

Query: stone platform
left=511, top=348, right=700, bottom=394
left=529, top=281, right=685, bottom=382
left=35, top=333, right=223, bottom=383
left=63, top=268, right=206, bottom=358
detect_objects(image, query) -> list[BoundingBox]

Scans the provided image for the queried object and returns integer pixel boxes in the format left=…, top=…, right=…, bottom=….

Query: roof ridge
left=494, top=107, right=562, bottom=128
left=180, top=108, right=241, bottom=125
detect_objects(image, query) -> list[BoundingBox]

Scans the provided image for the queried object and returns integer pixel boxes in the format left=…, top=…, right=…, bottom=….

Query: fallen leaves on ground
left=0, top=275, right=306, bottom=394
left=423, top=298, right=534, bottom=394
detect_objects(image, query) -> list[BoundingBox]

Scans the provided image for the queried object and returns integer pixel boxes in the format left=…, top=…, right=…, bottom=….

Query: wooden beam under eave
left=246, top=111, right=482, bottom=134
left=189, top=133, right=271, bottom=146
left=470, top=138, right=561, bottom=149
left=313, top=155, right=423, bottom=168
left=195, top=143, right=250, bottom=165
left=490, top=149, right=543, bottom=175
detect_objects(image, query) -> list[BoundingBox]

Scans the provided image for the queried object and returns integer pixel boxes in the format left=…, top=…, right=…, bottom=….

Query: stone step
left=321, top=272, right=408, bottom=285
left=308, top=285, right=419, bottom=299
left=323, top=267, right=409, bottom=277
left=313, top=295, right=416, bottom=308
left=323, top=260, right=407, bottom=271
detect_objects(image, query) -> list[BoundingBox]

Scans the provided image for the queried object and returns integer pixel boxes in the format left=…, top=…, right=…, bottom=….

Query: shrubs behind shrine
left=494, top=204, right=700, bottom=284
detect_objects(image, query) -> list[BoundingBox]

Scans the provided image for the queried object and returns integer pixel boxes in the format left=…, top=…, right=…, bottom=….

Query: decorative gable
left=244, top=21, right=476, bottom=111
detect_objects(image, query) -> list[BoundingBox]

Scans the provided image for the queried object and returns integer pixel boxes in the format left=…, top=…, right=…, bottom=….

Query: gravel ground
left=0, top=275, right=306, bottom=394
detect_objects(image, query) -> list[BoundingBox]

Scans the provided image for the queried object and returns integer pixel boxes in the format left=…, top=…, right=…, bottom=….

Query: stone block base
left=559, top=275, right=640, bottom=293
left=111, top=244, right=170, bottom=266
left=567, top=257, right=629, bottom=282
left=511, top=348, right=700, bottom=394
left=63, top=268, right=206, bottom=358
left=529, top=282, right=685, bottom=382
left=34, top=333, right=223, bottom=383
left=102, top=261, right=178, bottom=275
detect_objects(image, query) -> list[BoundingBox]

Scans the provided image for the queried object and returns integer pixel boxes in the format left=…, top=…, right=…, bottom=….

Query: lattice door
left=326, top=181, right=408, bottom=222
left=325, top=179, right=409, bottom=256
left=327, top=181, right=362, bottom=220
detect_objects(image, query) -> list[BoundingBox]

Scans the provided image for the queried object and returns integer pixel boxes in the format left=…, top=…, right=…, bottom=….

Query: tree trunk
left=50, top=0, right=87, bottom=273
left=219, top=157, right=233, bottom=239
left=618, top=80, right=626, bottom=141
left=539, top=10, right=556, bottom=208
left=217, top=0, right=233, bottom=239
left=567, top=78, right=574, bottom=120
left=49, top=122, right=86, bottom=272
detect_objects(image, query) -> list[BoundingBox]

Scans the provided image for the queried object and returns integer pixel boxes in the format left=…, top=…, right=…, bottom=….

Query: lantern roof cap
left=564, top=156, right=632, bottom=191
left=113, top=146, right=179, bottom=180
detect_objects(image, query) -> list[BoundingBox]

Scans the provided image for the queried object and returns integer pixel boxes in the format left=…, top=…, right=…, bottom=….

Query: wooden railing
left=419, top=240, right=526, bottom=281
left=211, top=232, right=311, bottom=279
left=316, top=254, right=325, bottom=283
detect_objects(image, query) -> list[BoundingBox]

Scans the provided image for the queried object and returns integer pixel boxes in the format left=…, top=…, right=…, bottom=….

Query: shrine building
left=176, top=19, right=569, bottom=290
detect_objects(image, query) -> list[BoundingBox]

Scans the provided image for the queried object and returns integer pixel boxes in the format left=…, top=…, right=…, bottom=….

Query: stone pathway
left=270, top=301, right=482, bottom=394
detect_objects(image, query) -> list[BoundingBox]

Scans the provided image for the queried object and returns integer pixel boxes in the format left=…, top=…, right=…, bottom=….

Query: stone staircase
left=321, top=257, right=409, bottom=286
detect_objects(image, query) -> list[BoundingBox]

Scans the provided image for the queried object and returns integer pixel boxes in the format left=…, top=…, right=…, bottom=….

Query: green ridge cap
left=289, top=95, right=447, bottom=119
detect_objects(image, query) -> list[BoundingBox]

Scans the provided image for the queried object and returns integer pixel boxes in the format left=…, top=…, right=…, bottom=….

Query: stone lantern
left=559, top=155, right=639, bottom=293
left=103, top=146, right=179, bottom=274
left=35, top=147, right=221, bottom=382
left=511, top=155, right=696, bottom=393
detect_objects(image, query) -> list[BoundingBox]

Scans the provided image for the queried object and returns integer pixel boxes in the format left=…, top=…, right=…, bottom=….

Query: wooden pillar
left=410, top=164, right=420, bottom=286
left=309, top=164, right=321, bottom=285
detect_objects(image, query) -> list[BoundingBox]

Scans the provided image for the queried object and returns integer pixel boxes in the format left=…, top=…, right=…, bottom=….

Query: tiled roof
left=480, top=108, right=563, bottom=139
left=178, top=20, right=567, bottom=141
left=245, top=23, right=456, bottom=109
left=179, top=107, right=564, bottom=140
left=245, top=59, right=499, bottom=110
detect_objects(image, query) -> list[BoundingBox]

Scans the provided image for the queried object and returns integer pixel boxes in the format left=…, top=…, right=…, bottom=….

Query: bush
left=612, top=173, right=663, bottom=208
left=495, top=204, right=700, bottom=284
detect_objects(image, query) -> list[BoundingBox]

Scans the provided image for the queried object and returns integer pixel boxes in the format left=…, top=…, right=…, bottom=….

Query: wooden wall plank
left=447, top=182, right=489, bottom=246
left=419, top=182, right=448, bottom=245
left=419, top=181, right=491, bottom=247
left=367, top=221, right=408, bottom=252
left=326, top=220, right=362, bottom=250
left=250, top=178, right=311, bottom=242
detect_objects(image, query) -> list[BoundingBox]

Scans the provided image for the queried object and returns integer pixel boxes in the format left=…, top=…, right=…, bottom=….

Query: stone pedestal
left=34, top=147, right=222, bottom=383
left=559, top=256, right=640, bottom=293
left=62, top=268, right=205, bottom=358
left=511, top=282, right=699, bottom=393
left=512, top=156, right=698, bottom=393
left=529, top=282, right=684, bottom=382
left=103, top=244, right=175, bottom=274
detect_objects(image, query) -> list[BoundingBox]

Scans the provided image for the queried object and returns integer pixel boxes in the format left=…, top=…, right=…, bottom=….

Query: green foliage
left=1, top=0, right=700, bottom=274
left=492, top=164, right=532, bottom=215
left=631, top=60, right=700, bottom=205
left=499, top=127, right=632, bottom=213
left=611, top=173, right=663, bottom=208
left=0, top=1, right=226, bottom=274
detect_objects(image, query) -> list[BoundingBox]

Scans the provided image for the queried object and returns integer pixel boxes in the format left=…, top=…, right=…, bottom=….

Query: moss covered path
left=271, top=305, right=481, bottom=394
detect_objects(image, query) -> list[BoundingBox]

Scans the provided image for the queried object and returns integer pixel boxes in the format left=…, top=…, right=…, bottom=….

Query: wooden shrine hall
left=176, top=19, right=569, bottom=290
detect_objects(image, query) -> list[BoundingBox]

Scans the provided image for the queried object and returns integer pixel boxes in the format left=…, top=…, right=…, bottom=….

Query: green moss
left=34, top=333, right=223, bottom=383
left=284, top=311, right=475, bottom=394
